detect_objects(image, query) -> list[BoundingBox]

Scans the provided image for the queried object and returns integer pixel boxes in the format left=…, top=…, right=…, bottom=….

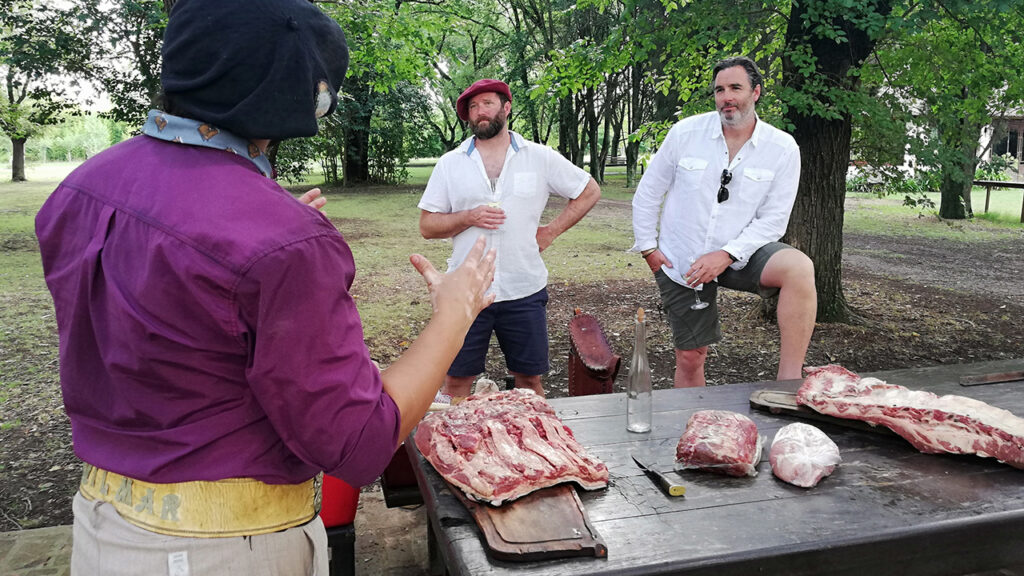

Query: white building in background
left=980, top=108, right=1024, bottom=181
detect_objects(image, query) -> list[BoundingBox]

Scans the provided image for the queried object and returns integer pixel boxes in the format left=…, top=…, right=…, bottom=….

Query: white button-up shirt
left=419, top=132, right=590, bottom=302
left=631, top=111, right=800, bottom=287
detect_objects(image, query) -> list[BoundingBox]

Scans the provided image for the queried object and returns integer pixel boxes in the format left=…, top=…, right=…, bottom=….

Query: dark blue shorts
left=447, top=288, right=549, bottom=378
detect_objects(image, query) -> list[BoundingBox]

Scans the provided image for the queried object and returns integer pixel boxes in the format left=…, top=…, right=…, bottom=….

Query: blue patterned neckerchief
left=141, top=109, right=273, bottom=177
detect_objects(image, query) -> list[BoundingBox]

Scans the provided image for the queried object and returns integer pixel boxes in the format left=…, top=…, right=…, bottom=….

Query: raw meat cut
left=797, top=365, right=1024, bottom=469
left=769, top=422, right=841, bottom=488
left=675, top=410, right=761, bottom=477
left=414, top=389, right=609, bottom=505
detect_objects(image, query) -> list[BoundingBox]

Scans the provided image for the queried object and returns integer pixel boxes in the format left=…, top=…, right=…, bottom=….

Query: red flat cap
left=456, top=79, right=512, bottom=122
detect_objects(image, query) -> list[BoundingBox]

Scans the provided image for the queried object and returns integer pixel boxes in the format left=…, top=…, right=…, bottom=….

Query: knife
left=631, top=454, right=686, bottom=497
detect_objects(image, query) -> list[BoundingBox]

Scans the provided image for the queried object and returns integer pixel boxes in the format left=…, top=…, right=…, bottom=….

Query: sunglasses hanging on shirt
left=718, top=169, right=732, bottom=203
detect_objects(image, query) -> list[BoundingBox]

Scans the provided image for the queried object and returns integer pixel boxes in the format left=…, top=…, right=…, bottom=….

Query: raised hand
left=410, top=235, right=496, bottom=321
left=297, top=188, right=327, bottom=213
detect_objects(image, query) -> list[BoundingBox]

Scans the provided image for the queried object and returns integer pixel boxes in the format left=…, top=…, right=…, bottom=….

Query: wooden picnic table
left=974, top=179, right=1024, bottom=222
left=409, top=358, right=1024, bottom=576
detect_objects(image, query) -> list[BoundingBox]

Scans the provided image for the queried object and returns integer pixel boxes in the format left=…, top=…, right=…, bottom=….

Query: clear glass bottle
left=626, top=307, right=652, bottom=433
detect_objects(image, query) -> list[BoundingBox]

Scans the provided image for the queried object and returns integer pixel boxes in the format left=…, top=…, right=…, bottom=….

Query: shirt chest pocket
left=740, top=168, right=775, bottom=202
left=512, top=172, right=539, bottom=198
left=743, top=168, right=775, bottom=183
left=675, top=157, right=708, bottom=188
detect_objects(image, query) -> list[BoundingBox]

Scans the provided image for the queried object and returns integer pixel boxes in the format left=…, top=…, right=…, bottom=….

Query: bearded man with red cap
left=35, top=1, right=495, bottom=573
left=418, top=79, right=601, bottom=399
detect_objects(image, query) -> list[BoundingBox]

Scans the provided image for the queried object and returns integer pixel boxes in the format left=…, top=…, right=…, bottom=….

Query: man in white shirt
left=631, top=57, right=816, bottom=388
left=419, top=79, right=601, bottom=398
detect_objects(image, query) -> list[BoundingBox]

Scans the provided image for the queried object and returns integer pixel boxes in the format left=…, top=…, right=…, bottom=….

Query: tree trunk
left=342, top=78, right=372, bottom=185
left=781, top=0, right=892, bottom=323
left=343, top=125, right=370, bottom=185
left=557, top=96, right=572, bottom=158
left=518, top=68, right=541, bottom=142
left=625, top=63, right=643, bottom=187
left=784, top=113, right=853, bottom=322
left=585, top=87, right=600, bottom=181
left=938, top=139, right=979, bottom=219
left=938, top=173, right=969, bottom=219
left=938, top=104, right=981, bottom=219
left=599, top=101, right=612, bottom=184
left=558, top=95, right=581, bottom=164
left=11, top=138, right=27, bottom=182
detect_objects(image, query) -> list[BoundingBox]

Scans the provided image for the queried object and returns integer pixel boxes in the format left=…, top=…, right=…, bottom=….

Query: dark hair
left=711, top=56, right=764, bottom=95
left=160, top=92, right=185, bottom=118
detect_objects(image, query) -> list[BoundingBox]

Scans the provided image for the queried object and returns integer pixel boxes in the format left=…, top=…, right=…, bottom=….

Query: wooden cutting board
left=449, top=482, right=608, bottom=562
left=749, top=389, right=896, bottom=436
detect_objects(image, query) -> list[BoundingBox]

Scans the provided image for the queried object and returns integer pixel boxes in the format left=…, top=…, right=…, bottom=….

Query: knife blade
left=631, top=454, right=686, bottom=497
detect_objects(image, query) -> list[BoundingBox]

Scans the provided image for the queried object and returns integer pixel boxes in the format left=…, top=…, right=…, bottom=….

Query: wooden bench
left=974, top=179, right=1024, bottom=223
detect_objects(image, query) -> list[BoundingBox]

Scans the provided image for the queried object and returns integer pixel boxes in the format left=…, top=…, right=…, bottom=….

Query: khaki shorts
left=71, top=491, right=329, bottom=576
left=656, top=242, right=792, bottom=351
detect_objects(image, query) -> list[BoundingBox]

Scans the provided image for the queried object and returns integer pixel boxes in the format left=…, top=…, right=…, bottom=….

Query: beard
left=718, top=102, right=753, bottom=127
left=470, top=112, right=506, bottom=140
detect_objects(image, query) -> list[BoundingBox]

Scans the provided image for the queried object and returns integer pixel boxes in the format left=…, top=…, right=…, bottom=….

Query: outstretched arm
left=536, top=178, right=601, bottom=251
left=382, top=236, right=496, bottom=442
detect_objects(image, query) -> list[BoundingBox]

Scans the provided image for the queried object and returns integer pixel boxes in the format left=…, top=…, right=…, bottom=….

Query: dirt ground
left=1, top=196, right=1023, bottom=533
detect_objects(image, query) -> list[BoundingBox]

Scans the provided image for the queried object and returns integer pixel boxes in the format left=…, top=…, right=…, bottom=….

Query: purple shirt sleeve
left=238, top=234, right=401, bottom=487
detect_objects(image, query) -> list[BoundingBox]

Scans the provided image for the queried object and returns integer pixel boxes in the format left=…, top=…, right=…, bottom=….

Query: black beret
left=161, top=0, right=349, bottom=140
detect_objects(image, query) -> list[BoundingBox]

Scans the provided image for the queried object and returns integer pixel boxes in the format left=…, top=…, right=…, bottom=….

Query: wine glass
left=685, top=257, right=709, bottom=311
left=690, top=287, right=709, bottom=310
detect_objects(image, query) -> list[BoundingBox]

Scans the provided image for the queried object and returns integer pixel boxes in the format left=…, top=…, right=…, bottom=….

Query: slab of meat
left=675, top=410, right=761, bottom=477
left=797, top=365, right=1024, bottom=469
left=770, top=422, right=841, bottom=488
left=414, top=389, right=609, bottom=505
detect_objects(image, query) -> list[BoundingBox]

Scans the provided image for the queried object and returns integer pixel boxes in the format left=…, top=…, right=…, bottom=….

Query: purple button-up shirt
left=35, top=122, right=400, bottom=487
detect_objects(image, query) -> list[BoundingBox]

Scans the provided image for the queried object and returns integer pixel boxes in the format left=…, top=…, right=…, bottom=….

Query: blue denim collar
left=141, top=110, right=273, bottom=177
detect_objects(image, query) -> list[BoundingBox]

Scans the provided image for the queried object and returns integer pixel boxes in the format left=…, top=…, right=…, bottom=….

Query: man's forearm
left=382, top=310, right=472, bottom=441
left=544, top=179, right=601, bottom=238
left=420, top=210, right=469, bottom=239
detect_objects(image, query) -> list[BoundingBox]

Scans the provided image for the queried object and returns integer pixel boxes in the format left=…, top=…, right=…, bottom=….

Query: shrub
left=975, top=154, right=1014, bottom=182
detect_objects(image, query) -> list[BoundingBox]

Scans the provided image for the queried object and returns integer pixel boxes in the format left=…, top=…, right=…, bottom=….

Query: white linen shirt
left=419, top=131, right=590, bottom=302
left=631, top=111, right=800, bottom=288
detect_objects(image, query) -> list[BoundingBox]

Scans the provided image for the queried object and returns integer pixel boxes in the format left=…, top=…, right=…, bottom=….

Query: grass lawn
left=843, top=188, right=1022, bottom=241
left=967, top=186, right=1024, bottom=225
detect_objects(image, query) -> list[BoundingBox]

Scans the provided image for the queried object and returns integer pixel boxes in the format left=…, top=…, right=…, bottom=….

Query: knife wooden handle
left=648, top=470, right=686, bottom=497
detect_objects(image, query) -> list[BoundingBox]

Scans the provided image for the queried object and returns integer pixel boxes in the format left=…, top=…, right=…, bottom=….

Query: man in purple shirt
left=34, top=1, right=494, bottom=574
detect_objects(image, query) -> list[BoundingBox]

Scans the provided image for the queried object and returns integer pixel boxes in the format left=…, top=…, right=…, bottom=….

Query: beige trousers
left=71, top=491, right=329, bottom=576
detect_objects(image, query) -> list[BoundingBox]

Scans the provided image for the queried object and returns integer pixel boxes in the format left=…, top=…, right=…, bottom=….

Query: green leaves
left=857, top=0, right=1024, bottom=215
left=1, top=1, right=99, bottom=178
left=80, top=0, right=165, bottom=126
